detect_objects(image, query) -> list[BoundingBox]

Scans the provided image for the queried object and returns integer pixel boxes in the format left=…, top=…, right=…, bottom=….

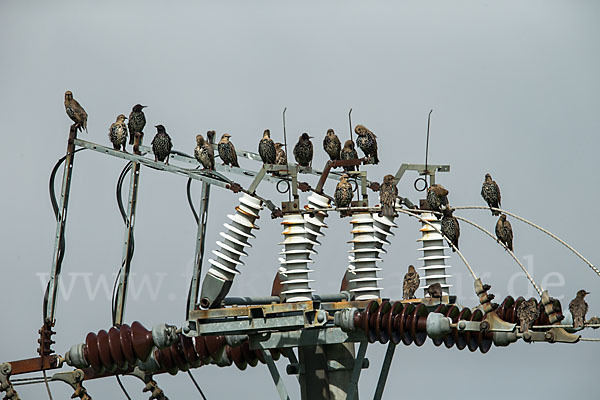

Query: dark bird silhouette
left=426, top=184, right=449, bottom=213
left=275, top=142, right=287, bottom=165
left=516, top=298, right=540, bottom=333
left=481, top=173, right=501, bottom=216
left=379, top=174, right=398, bottom=218
left=151, top=125, right=172, bottom=164
left=258, top=129, right=276, bottom=164
left=132, top=131, right=143, bottom=155
left=334, top=174, right=353, bottom=211
left=441, top=208, right=460, bottom=251
left=195, top=134, right=215, bottom=170
left=495, top=214, right=513, bottom=251
left=403, top=265, right=420, bottom=300
left=108, top=114, right=128, bottom=151
left=128, top=104, right=147, bottom=145
left=218, top=133, right=239, bottom=167
left=323, top=129, right=341, bottom=162
left=293, top=133, right=314, bottom=167
left=427, top=282, right=443, bottom=301
left=340, top=140, right=359, bottom=172
left=354, top=124, right=379, bottom=164
left=64, top=90, right=88, bottom=132
left=569, top=289, right=590, bottom=329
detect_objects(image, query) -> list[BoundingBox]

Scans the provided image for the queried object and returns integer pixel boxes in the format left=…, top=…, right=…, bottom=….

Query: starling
left=293, top=133, right=314, bottom=167
left=258, top=129, right=276, bottom=164
left=441, top=208, right=460, bottom=252
left=495, top=214, right=513, bottom=251
left=194, top=134, right=215, bottom=170
left=151, top=125, right=172, bottom=164
left=402, top=265, right=420, bottom=300
left=481, top=173, right=501, bottom=216
left=569, top=289, right=590, bottom=329
left=323, top=129, right=341, bottom=162
left=516, top=298, right=540, bottom=333
left=132, top=131, right=143, bottom=155
left=128, top=104, right=147, bottom=145
left=334, top=174, right=353, bottom=211
left=354, top=124, right=379, bottom=164
left=64, top=90, right=88, bottom=132
left=275, top=142, right=287, bottom=165
left=587, top=316, right=600, bottom=329
left=426, top=184, right=449, bottom=213
left=108, top=114, right=128, bottom=151
left=379, top=174, right=398, bottom=218
left=340, top=140, right=359, bottom=172
left=218, top=133, right=239, bottom=167
left=427, top=282, right=443, bottom=301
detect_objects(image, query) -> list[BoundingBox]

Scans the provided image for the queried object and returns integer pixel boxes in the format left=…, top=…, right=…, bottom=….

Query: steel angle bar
left=260, top=349, right=292, bottom=400
left=373, top=342, right=396, bottom=400
left=192, top=315, right=307, bottom=336
left=248, top=328, right=367, bottom=350
left=346, top=341, right=368, bottom=400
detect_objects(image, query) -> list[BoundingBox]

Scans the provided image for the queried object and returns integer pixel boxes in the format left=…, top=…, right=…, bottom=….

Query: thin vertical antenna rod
left=425, top=109, right=433, bottom=185
left=282, top=107, right=291, bottom=202
left=348, top=108, right=353, bottom=142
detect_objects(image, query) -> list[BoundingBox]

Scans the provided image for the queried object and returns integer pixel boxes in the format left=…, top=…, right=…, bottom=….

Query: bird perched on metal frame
left=323, top=129, right=341, bottom=162
left=151, top=125, right=172, bottom=164
left=108, top=114, right=128, bottom=151
left=195, top=133, right=215, bottom=170
left=218, top=133, right=239, bottom=167
left=258, top=129, right=276, bottom=165
left=426, top=183, right=449, bottom=213
left=354, top=124, right=379, bottom=164
left=64, top=90, right=88, bottom=133
left=481, top=173, right=501, bottom=216
left=128, top=104, right=147, bottom=145
left=441, top=207, right=460, bottom=252
left=293, top=133, right=314, bottom=167
left=340, top=140, right=359, bottom=172
left=516, top=298, right=540, bottom=333
left=495, top=214, right=513, bottom=251
left=379, top=174, right=398, bottom=218
left=569, top=289, right=590, bottom=329
left=403, top=265, right=420, bottom=300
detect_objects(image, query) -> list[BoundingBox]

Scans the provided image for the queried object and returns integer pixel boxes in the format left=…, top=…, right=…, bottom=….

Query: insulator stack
left=303, top=192, right=330, bottom=253
left=337, top=300, right=494, bottom=353
left=346, top=213, right=383, bottom=300
left=372, top=211, right=397, bottom=254
left=65, top=325, right=280, bottom=375
left=417, top=212, right=452, bottom=297
left=279, top=213, right=316, bottom=302
left=495, top=296, right=564, bottom=326
left=64, top=322, right=177, bottom=373
left=200, top=194, right=263, bottom=308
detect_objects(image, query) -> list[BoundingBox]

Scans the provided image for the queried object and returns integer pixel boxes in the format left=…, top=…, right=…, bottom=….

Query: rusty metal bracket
left=394, top=163, right=450, bottom=186
left=521, top=327, right=580, bottom=344
left=0, top=363, right=20, bottom=400
left=51, top=369, right=92, bottom=399
left=130, top=367, right=169, bottom=400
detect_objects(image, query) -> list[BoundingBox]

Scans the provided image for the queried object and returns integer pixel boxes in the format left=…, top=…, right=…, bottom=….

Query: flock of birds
left=64, top=90, right=592, bottom=333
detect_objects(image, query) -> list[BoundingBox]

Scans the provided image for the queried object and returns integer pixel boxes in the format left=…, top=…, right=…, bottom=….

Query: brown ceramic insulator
left=119, top=324, right=136, bottom=364
left=169, top=338, right=190, bottom=372
left=193, top=336, right=209, bottom=362
left=108, top=327, right=127, bottom=370
left=495, top=296, right=515, bottom=321
left=466, top=309, right=484, bottom=352
left=387, top=302, right=403, bottom=345
left=226, top=345, right=247, bottom=370
left=85, top=332, right=103, bottom=373
left=240, top=342, right=259, bottom=367
left=155, top=347, right=178, bottom=375
left=451, top=308, right=471, bottom=350
left=353, top=300, right=379, bottom=343
left=375, top=301, right=392, bottom=344
left=96, top=329, right=116, bottom=372
left=181, top=335, right=202, bottom=368
left=411, top=304, right=428, bottom=346
left=397, top=303, right=415, bottom=346
left=131, top=321, right=155, bottom=362
left=440, top=305, right=461, bottom=348
left=204, top=336, right=227, bottom=361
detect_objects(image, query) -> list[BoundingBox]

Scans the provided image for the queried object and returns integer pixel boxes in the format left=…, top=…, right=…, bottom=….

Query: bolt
left=458, top=321, right=466, bottom=330
left=317, top=312, right=325, bottom=323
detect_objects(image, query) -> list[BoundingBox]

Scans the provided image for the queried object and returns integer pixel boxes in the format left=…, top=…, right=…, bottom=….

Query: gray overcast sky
left=1, top=0, right=599, bottom=399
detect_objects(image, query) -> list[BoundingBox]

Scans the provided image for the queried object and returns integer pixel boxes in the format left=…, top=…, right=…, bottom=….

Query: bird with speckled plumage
left=334, top=174, right=353, bottom=211
left=569, top=290, right=590, bottom=329
left=323, top=129, right=341, bottom=163
left=275, top=143, right=287, bottom=165
left=426, top=184, right=449, bottom=213
left=403, top=265, right=420, bottom=300
left=427, top=282, right=443, bottom=300
left=259, top=129, right=276, bottom=164
left=495, top=214, right=513, bottom=251
left=517, top=298, right=539, bottom=333
left=340, top=140, right=359, bottom=171
left=151, top=125, right=172, bottom=164
left=64, top=90, right=88, bottom=133
left=195, top=133, right=215, bottom=170
left=354, top=124, right=379, bottom=164
left=128, top=104, right=147, bottom=145
left=379, top=174, right=397, bottom=218
left=481, top=173, right=501, bottom=216
left=218, top=133, right=239, bottom=167
left=109, top=114, right=128, bottom=151
left=293, top=133, right=314, bottom=167
left=441, top=208, right=460, bottom=251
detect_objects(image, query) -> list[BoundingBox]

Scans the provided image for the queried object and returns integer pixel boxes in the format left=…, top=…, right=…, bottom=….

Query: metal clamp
left=51, top=369, right=91, bottom=400
left=0, top=363, right=20, bottom=400
left=130, top=367, right=169, bottom=400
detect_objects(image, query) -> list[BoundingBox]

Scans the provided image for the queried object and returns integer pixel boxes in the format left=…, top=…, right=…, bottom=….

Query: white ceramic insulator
left=204, top=193, right=262, bottom=283
left=279, top=213, right=316, bottom=302
left=417, top=212, right=452, bottom=297
left=303, top=192, right=330, bottom=253
left=346, top=212, right=383, bottom=300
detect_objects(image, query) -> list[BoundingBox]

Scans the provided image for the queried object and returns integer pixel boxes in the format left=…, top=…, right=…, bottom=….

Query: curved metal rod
left=395, top=208, right=478, bottom=281
left=453, top=206, right=599, bottom=278
left=452, top=214, right=543, bottom=297
left=348, top=108, right=353, bottom=142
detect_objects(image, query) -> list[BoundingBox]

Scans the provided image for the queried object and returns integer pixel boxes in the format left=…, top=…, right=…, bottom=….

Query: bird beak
left=586, top=291, right=591, bottom=295
left=142, top=105, right=148, bottom=109
left=309, top=136, right=314, bottom=139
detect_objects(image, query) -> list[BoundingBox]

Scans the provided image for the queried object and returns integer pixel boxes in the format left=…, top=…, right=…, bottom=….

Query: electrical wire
left=115, top=375, right=132, bottom=400
left=187, top=370, right=208, bottom=400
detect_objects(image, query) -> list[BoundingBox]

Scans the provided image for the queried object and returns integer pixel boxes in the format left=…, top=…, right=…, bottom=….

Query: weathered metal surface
left=249, top=328, right=367, bottom=350
left=7, top=356, right=60, bottom=376
left=190, top=300, right=313, bottom=320
left=345, top=341, right=368, bottom=400
left=373, top=342, right=396, bottom=400
left=260, top=349, right=291, bottom=400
